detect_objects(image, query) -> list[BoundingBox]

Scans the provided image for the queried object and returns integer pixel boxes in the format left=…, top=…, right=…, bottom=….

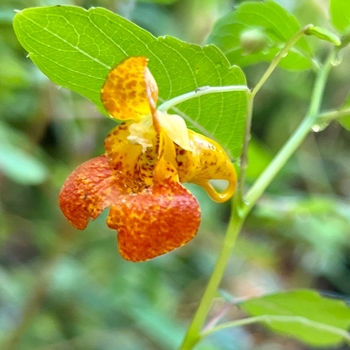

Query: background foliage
left=1, top=0, right=350, bottom=349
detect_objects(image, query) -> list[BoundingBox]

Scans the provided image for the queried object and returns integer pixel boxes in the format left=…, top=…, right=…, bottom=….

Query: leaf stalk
left=157, top=85, right=249, bottom=112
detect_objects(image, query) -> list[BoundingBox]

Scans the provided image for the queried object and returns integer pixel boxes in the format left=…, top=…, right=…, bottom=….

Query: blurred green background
left=1, top=0, right=350, bottom=349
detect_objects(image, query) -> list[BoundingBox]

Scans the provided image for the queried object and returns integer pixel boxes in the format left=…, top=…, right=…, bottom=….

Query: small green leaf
left=306, top=26, right=341, bottom=46
left=207, top=1, right=314, bottom=70
left=0, top=143, right=48, bottom=185
left=13, top=5, right=247, bottom=159
left=240, top=289, right=350, bottom=346
left=337, top=93, right=350, bottom=130
left=0, top=122, right=49, bottom=185
left=330, top=0, right=350, bottom=33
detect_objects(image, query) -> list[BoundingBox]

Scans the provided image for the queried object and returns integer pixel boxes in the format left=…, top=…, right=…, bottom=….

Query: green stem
left=319, top=107, right=350, bottom=121
left=158, top=85, right=249, bottom=112
left=244, top=49, right=335, bottom=215
left=180, top=48, right=335, bottom=350
left=239, top=24, right=314, bottom=199
left=238, top=92, right=254, bottom=197
left=252, top=24, right=315, bottom=97
left=179, top=195, right=244, bottom=350
left=245, top=115, right=315, bottom=211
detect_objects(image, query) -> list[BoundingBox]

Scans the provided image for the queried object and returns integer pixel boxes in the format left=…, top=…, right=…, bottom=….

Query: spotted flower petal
left=101, top=56, right=158, bottom=121
left=175, top=130, right=237, bottom=203
left=104, top=122, right=159, bottom=188
left=107, top=178, right=201, bottom=262
left=59, top=155, right=123, bottom=229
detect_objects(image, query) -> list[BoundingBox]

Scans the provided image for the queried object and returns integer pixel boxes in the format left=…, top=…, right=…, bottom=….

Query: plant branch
left=319, top=108, right=350, bottom=121
left=238, top=92, right=254, bottom=197
left=180, top=46, right=336, bottom=350
left=244, top=49, right=336, bottom=216
left=252, top=24, right=315, bottom=98
left=179, top=194, right=244, bottom=350
left=158, top=85, right=249, bottom=112
left=238, top=25, right=314, bottom=201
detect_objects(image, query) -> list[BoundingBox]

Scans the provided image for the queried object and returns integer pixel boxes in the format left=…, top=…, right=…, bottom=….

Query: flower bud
left=240, top=28, right=268, bottom=54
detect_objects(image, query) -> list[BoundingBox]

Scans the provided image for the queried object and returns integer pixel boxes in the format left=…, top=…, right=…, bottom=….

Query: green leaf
left=207, top=1, right=314, bottom=70
left=330, top=0, right=350, bottom=33
left=128, top=302, right=185, bottom=349
left=336, top=93, right=350, bottom=130
left=240, top=289, right=350, bottom=346
left=245, top=138, right=273, bottom=181
left=0, top=143, right=48, bottom=185
left=13, top=5, right=246, bottom=159
left=0, top=121, right=49, bottom=185
left=306, top=25, right=341, bottom=46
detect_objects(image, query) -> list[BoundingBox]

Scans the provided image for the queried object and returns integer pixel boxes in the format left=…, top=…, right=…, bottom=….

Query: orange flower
left=59, top=57, right=237, bottom=262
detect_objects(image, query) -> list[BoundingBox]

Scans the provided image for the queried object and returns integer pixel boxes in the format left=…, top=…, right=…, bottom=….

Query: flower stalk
left=180, top=32, right=335, bottom=350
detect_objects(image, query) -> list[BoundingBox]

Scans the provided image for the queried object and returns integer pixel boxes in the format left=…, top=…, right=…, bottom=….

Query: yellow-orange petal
left=157, top=112, right=192, bottom=151
left=153, top=130, right=179, bottom=184
left=101, top=56, right=158, bottom=121
left=59, top=155, right=123, bottom=230
left=104, top=122, right=142, bottom=177
left=175, top=130, right=237, bottom=203
left=107, top=178, right=201, bottom=262
left=104, top=122, right=159, bottom=189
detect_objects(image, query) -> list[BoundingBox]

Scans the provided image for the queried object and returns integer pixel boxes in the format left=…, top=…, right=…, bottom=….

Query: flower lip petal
left=107, top=178, right=201, bottom=262
left=59, top=155, right=123, bottom=230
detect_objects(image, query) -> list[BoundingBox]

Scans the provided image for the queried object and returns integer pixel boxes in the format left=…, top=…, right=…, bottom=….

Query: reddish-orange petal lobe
left=101, top=56, right=158, bottom=121
left=107, top=178, right=201, bottom=262
left=59, top=155, right=123, bottom=230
